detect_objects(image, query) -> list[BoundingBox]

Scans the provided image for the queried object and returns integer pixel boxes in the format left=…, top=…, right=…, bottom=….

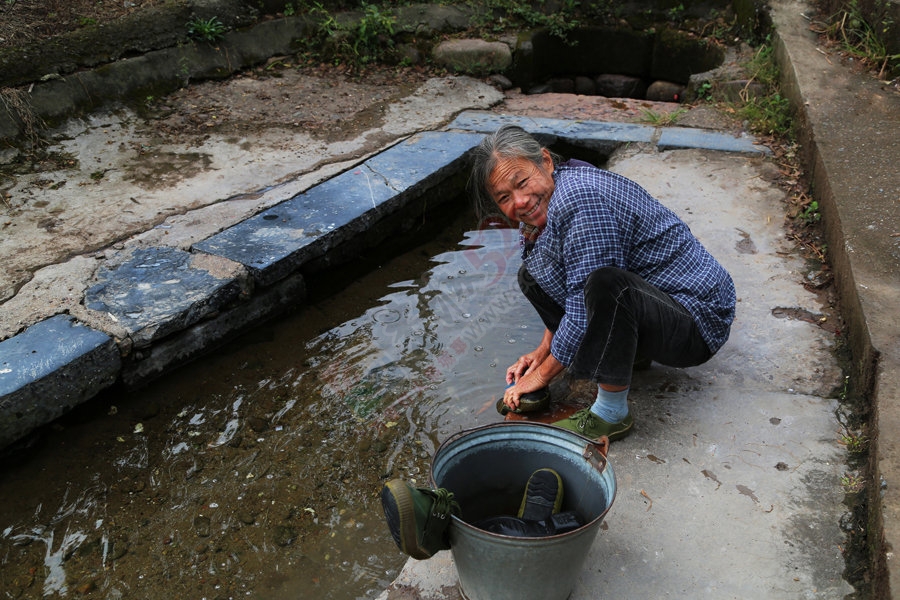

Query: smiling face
left=486, top=148, right=555, bottom=229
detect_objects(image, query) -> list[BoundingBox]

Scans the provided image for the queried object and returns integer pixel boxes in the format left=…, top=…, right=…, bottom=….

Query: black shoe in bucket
left=381, top=479, right=460, bottom=560
left=474, top=512, right=583, bottom=537
left=473, top=515, right=551, bottom=537
left=496, top=386, right=551, bottom=415
left=518, top=467, right=564, bottom=522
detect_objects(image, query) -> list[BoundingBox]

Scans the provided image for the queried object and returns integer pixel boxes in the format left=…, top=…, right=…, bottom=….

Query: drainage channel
left=0, top=132, right=609, bottom=598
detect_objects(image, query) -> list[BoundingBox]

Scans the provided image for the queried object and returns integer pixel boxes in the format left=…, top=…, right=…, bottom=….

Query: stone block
left=84, top=246, right=246, bottom=348
left=194, top=131, right=483, bottom=286
left=432, top=39, right=512, bottom=75
left=595, top=73, right=647, bottom=99
left=121, top=273, right=307, bottom=387
left=646, top=80, right=686, bottom=102
left=574, top=75, right=596, bottom=95
left=0, top=314, right=120, bottom=448
left=658, top=127, right=771, bottom=155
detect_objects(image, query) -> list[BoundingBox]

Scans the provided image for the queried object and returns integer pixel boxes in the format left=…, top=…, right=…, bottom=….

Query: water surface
left=0, top=217, right=545, bottom=599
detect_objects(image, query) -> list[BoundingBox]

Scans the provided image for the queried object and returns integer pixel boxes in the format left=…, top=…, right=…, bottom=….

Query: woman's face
left=486, top=148, right=555, bottom=229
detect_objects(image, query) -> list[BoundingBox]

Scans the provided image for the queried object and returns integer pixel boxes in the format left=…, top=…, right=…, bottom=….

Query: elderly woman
left=469, top=125, right=736, bottom=441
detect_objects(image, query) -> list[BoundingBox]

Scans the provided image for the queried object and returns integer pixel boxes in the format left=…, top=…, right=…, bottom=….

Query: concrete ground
left=0, top=0, right=897, bottom=597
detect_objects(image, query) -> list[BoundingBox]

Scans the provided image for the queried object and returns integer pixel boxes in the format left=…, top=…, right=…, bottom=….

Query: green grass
left=734, top=40, right=794, bottom=138
left=187, top=16, right=227, bottom=43
left=638, top=107, right=687, bottom=126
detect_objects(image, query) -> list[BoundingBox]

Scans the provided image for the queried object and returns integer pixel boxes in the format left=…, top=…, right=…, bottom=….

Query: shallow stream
left=0, top=211, right=546, bottom=599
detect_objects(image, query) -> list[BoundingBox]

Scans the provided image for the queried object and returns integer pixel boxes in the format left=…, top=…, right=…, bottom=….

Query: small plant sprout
left=799, top=199, right=821, bottom=224
left=839, top=429, right=868, bottom=454
left=638, top=107, right=687, bottom=126
left=187, top=16, right=227, bottom=43
left=841, top=472, right=865, bottom=494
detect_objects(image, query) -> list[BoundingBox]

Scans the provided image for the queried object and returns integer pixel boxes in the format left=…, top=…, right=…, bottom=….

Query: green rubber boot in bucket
left=430, top=422, right=615, bottom=600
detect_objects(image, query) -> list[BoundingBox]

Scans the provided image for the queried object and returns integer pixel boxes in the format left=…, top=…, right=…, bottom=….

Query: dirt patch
left=144, top=59, right=432, bottom=142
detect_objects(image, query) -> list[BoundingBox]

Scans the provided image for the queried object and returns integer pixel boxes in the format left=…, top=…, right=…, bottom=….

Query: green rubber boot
left=381, top=479, right=461, bottom=559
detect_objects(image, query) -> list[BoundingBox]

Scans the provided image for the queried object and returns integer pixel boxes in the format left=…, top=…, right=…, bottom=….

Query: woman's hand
left=501, top=331, right=562, bottom=411
left=505, top=351, right=545, bottom=385
left=502, top=368, right=550, bottom=411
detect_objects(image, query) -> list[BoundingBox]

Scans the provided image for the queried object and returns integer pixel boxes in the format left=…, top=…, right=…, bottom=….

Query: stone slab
left=0, top=314, right=120, bottom=447
left=121, top=273, right=306, bottom=388
left=449, top=111, right=771, bottom=156
left=193, top=131, right=483, bottom=286
left=658, top=126, right=771, bottom=155
left=449, top=111, right=654, bottom=155
left=364, top=131, right=484, bottom=193
left=84, top=246, right=245, bottom=348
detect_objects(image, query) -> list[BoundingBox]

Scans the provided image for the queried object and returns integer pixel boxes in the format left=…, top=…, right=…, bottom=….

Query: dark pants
left=519, top=265, right=712, bottom=387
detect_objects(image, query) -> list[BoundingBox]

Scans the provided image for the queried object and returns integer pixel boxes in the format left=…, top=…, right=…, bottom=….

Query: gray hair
left=468, top=125, right=559, bottom=224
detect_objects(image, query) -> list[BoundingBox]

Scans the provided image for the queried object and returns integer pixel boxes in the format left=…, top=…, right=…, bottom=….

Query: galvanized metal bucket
left=430, top=422, right=616, bottom=600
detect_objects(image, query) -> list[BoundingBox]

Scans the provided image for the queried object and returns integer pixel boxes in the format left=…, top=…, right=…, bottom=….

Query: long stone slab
left=448, top=110, right=770, bottom=156
left=193, top=131, right=484, bottom=286
left=658, top=126, right=771, bottom=155
left=0, top=314, right=120, bottom=448
left=449, top=111, right=654, bottom=155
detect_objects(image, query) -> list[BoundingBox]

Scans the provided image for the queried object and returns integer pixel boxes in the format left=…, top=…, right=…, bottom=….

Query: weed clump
left=736, top=39, right=793, bottom=138
left=812, top=0, right=900, bottom=81
left=187, top=16, right=227, bottom=43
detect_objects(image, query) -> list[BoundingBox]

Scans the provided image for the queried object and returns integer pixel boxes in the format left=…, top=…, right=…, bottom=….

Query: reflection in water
left=0, top=225, right=545, bottom=599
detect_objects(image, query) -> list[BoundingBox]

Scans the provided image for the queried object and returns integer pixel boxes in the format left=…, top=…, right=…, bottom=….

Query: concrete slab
left=769, top=0, right=900, bottom=595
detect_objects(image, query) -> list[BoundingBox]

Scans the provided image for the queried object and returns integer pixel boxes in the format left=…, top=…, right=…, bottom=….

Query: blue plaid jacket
left=522, top=161, right=736, bottom=366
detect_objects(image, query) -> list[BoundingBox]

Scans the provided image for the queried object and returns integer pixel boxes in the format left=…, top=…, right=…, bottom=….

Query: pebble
left=273, top=525, right=297, bottom=547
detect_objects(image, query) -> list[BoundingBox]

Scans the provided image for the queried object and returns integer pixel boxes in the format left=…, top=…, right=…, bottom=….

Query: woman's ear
left=541, top=148, right=554, bottom=172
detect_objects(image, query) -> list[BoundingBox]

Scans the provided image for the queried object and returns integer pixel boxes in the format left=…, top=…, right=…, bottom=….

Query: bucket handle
left=582, top=435, right=610, bottom=474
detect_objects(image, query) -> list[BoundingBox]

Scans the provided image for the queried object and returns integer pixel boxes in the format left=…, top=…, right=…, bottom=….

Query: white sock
left=590, top=387, right=629, bottom=423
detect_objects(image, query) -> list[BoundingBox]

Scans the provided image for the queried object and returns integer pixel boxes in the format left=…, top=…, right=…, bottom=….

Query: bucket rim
left=434, top=420, right=609, bottom=452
